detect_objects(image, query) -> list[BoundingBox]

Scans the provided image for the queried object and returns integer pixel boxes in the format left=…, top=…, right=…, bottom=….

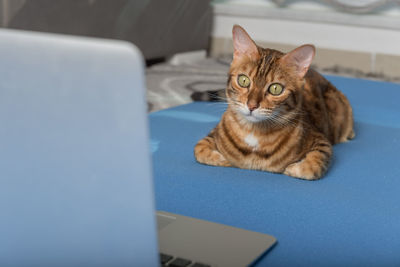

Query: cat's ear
left=281, top=44, right=315, bottom=78
left=232, top=25, right=259, bottom=61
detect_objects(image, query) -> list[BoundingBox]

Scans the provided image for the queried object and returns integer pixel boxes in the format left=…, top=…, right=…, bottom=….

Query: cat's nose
left=247, top=101, right=259, bottom=112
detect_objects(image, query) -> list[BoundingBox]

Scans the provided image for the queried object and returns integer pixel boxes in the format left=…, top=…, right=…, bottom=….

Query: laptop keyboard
left=160, top=253, right=211, bottom=267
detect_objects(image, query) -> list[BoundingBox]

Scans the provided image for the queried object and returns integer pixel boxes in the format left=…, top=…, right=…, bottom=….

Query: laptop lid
left=0, top=29, right=158, bottom=266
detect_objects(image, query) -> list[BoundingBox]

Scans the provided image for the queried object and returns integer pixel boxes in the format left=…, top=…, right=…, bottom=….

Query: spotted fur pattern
left=194, top=25, right=354, bottom=180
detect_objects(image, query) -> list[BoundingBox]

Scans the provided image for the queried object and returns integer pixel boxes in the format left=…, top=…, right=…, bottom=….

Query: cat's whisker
left=206, top=107, right=229, bottom=114
left=269, top=113, right=299, bottom=128
left=210, top=95, right=229, bottom=102
left=276, top=113, right=313, bottom=132
left=229, top=99, right=243, bottom=105
left=206, top=102, right=229, bottom=108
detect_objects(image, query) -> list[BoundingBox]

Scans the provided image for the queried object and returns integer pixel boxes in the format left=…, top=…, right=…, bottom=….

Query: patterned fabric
left=146, top=57, right=231, bottom=112
left=146, top=56, right=400, bottom=112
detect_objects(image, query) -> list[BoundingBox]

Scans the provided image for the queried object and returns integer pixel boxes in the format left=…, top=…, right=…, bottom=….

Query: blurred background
left=1, top=0, right=399, bottom=111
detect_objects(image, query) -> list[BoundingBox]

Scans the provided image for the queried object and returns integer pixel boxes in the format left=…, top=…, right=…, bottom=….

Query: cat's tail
left=191, top=89, right=226, bottom=102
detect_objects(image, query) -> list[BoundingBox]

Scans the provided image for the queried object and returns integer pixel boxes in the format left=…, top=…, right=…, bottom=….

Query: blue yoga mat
left=149, top=75, right=400, bottom=266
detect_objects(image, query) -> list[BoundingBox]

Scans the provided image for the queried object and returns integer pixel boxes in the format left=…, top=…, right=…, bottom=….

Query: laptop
left=0, top=29, right=276, bottom=267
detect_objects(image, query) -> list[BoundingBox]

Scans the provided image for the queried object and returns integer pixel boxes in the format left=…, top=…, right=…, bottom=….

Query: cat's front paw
left=283, top=160, right=323, bottom=180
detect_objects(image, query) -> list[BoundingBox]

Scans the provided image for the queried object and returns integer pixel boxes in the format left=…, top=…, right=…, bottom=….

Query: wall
left=210, top=0, right=400, bottom=81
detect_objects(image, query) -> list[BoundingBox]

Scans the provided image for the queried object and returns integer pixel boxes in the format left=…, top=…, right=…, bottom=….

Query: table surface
left=149, top=75, right=400, bottom=266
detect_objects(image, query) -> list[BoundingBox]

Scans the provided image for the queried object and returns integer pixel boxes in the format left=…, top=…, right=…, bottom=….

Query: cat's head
left=227, top=25, right=315, bottom=124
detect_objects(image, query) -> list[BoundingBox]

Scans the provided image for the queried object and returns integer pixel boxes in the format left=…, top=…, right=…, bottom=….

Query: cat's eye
left=268, top=83, right=284, bottom=95
left=237, top=74, right=250, bottom=88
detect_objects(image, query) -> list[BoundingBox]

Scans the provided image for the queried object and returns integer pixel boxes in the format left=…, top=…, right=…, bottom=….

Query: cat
left=194, top=25, right=354, bottom=180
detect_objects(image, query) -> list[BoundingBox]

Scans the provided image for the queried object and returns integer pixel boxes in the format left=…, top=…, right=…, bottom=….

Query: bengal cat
left=194, top=25, right=354, bottom=180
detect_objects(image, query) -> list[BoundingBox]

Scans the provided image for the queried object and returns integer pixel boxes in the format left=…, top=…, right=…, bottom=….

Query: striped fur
left=194, top=26, right=354, bottom=180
